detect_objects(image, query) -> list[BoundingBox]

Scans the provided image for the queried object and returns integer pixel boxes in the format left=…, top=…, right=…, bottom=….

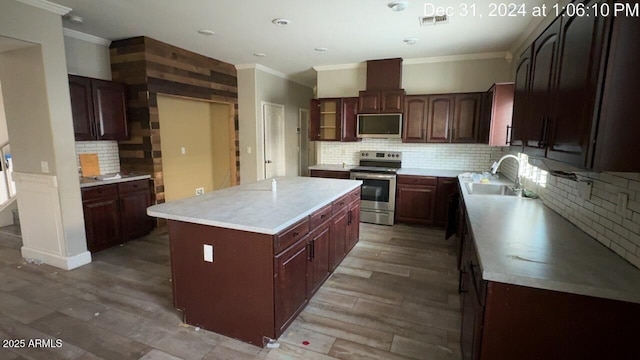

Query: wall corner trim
left=313, top=63, right=365, bottom=72
left=21, top=247, right=92, bottom=270
left=235, top=63, right=311, bottom=88
left=14, top=0, right=72, bottom=15
left=63, top=28, right=111, bottom=47
left=403, top=51, right=509, bottom=65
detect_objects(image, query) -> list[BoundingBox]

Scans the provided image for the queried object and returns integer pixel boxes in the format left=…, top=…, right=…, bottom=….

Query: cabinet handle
left=307, top=243, right=312, bottom=261
left=538, top=117, right=548, bottom=148
left=348, top=210, right=352, bottom=225
left=89, top=121, right=96, bottom=138
left=542, top=116, right=550, bottom=148
left=311, top=240, right=315, bottom=260
left=459, top=270, right=467, bottom=294
left=320, top=214, right=326, bottom=219
left=505, top=125, right=512, bottom=145
left=293, top=231, right=299, bottom=237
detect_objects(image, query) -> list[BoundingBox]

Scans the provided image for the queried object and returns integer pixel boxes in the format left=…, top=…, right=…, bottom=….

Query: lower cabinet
left=307, top=221, right=331, bottom=297
left=81, top=179, right=153, bottom=253
left=330, top=208, right=349, bottom=271
left=274, top=234, right=310, bottom=336
left=395, top=175, right=437, bottom=225
left=435, top=177, right=459, bottom=227
left=347, top=200, right=360, bottom=251
left=309, top=169, right=351, bottom=179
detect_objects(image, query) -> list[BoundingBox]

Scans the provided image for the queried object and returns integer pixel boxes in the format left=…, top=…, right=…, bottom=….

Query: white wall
left=64, top=35, right=111, bottom=80
left=237, top=66, right=314, bottom=184
left=0, top=1, right=90, bottom=269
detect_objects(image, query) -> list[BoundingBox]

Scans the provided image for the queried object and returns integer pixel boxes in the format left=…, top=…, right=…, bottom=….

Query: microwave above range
left=356, top=113, right=403, bottom=139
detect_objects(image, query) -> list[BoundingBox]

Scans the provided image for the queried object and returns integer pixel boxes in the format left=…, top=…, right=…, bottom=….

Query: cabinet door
left=510, top=47, right=532, bottom=151
left=120, top=189, right=153, bottom=241
left=546, top=0, right=607, bottom=167
left=347, top=200, right=360, bottom=251
left=82, top=197, right=122, bottom=253
left=318, top=99, right=342, bottom=141
left=460, top=265, right=484, bottom=360
left=380, top=90, right=404, bottom=113
left=427, top=95, right=454, bottom=143
left=329, top=209, right=348, bottom=271
left=395, top=184, right=436, bottom=225
left=453, top=93, right=482, bottom=143
left=308, top=223, right=331, bottom=297
left=525, top=19, right=561, bottom=157
left=358, top=91, right=380, bottom=113
left=478, top=91, right=493, bottom=144
left=309, top=99, right=321, bottom=141
left=91, top=79, right=129, bottom=140
left=435, top=177, right=458, bottom=227
left=403, top=95, right=428, bottom=142
left=69, top=75, right=95, bottom=141
left=274, top=235, right=310, bottom=337
left=341, top=97, right=359, bottom=142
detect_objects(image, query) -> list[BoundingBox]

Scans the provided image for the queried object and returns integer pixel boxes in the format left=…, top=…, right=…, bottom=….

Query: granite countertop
left=147, top=176, right=362, bottom=235
left=80, top=173, right=151, bottom=188
left=397, top=168, right=470, bottom=178
left=308, top=164, right=354, bottom=172
left=460, top=176, right=640, bottom=304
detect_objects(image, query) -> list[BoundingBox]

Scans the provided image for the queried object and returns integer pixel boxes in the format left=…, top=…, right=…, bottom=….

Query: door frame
left=298, top=108, right=309, bottom=176
left=261, top=101, right=285, bottom=179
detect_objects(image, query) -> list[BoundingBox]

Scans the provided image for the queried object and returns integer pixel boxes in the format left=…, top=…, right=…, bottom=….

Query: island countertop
left=147, top=176, right=362, bottom=235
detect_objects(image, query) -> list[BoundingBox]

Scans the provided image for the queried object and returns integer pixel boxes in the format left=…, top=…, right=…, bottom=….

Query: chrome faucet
left=491, top=154, right=522, bottom=190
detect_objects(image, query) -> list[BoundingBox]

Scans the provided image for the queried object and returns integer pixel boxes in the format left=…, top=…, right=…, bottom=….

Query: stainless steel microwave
left=356, top=114, right=403, bottom=138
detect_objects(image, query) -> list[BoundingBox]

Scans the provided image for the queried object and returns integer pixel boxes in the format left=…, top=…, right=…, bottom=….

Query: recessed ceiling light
left=388, top=1, right=409, bottom=11
left=64, top=14, right=84, bottom=24
left=197, top=29, right=215, bottom=36
left=404, top=37, right=418, bottom=45
left=253, top=53, right=266, bottom=57
left=272, top=18, right=291, bottom=26
left=314, top=47, right=328, bottom=52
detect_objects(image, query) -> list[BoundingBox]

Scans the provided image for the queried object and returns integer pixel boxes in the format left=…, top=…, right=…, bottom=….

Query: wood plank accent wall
left=109, top=36, right=239, bottom=204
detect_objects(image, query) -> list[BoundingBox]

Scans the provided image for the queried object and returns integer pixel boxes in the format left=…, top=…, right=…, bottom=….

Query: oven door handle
left=350, top=172, right=397, bottom=180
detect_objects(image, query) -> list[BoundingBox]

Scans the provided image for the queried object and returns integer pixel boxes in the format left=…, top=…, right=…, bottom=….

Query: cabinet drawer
left=349, top=187, right=361, bottom=203
left=310, top=170, right=350, bottom=179
left=81, top=184, right=118, bottom=201
left=332, top=193, right=350, bottom=215
left=275, top=218, right=310, bottom=254
left=310, top=204, right=332, bottom=229
left=397, top=175, right=437, bottom=186
left=118, top=179, right=149, bottom=194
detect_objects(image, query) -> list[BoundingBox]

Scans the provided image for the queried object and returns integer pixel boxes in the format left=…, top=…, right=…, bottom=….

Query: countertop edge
left=80, top=174, right=151, bottom=188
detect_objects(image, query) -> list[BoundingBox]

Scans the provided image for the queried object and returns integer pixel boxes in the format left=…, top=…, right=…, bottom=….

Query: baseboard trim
left=21, top=247, right=92, bottom=270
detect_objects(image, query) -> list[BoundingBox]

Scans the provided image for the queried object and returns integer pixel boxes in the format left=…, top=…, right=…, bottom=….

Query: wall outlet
left=203, top=244, right=213, bottom=262
left=41, top=161, right=49, bottom=174
left=195, top=187, right=205, bottom=196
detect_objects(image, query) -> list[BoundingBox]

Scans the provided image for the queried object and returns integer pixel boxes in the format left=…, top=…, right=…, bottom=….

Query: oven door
left=349, top=172, right=396, bottom=212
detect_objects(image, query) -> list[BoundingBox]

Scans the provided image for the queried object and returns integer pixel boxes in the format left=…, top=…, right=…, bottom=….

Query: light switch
left=180, top=147, right=186, bottom=155
left=41, top=161, right=49, bottom=173
left=203, top=244, right=214, bottom=262
left=247, top=147, right=252, bottom=154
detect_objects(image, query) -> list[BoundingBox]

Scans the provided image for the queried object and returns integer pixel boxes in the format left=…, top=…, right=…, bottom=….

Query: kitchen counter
left=308, top=164, right=353, bottom=172
left=397, top=168, right=469, bottom=177
left=80, top=173, right=151, bottom=188
left=460, top=176, right=640, bottom=304
left=147, top=176, right=362, bottom=235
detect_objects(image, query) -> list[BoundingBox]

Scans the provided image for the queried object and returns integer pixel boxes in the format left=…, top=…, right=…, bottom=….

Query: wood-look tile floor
left=0, top=223, right=461, bottom=360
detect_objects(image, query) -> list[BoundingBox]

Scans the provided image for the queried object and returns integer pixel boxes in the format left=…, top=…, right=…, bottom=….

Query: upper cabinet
left=479, top=83, right=515, bottom=146
left=69, top=75, right=128, bottom=141
left=309, top=97, right=359, bottom=142
left=358, top=90, right=405, bottom=114
left=511, top=0, right=639, bottom=171
left=452, top=93, right=482, bottom=143
left=403, top=95, right=429, bottom=142
left=426, top=94, right=455, bottom=143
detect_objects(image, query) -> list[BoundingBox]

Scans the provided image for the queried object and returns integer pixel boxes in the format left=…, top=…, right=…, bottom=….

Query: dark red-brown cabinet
left=452, top=93, right=482, bottom=143
left=309, top=97, right=358, bottom=142
left=435, top=177, right=458, bottom=227
left=479, top=83, right=515, bottom=146
left=403, top=95, right=429, bottom=142
left=426, top=95, right=455, bottom=143
left=358, top=90, right=404, bottom=114
left=307, top=222, right=331, bottom=297
left=510, top=47, right=532, bottom=151
left=395, top=175, right=437, bottom=225
left=329, top=208, right=348, bottom=271
left=69, top=75, right=128, bottom=141
left=274, top=235, right=310, bottom=336
left=118, top=180, right=154, bottom=241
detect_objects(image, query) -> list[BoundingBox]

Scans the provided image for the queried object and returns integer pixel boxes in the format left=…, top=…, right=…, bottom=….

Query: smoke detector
left=419, top=15, right=449, bottom=26
left=197, top=29, right=215, bottom=36
left=404, top=37, right=418, bottom=45
left=388, top=1, right=409, bottom=12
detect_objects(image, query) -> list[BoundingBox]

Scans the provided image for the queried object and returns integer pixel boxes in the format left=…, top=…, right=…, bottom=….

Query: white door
left=263, top=102, right=285, bottom=179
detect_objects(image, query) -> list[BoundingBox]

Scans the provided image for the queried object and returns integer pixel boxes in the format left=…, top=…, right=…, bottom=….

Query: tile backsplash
left=318, top=139, right=505, bottom=171
left=498, top=151, right=640, bottom=270
left=75, top=141, right=121, bottom=175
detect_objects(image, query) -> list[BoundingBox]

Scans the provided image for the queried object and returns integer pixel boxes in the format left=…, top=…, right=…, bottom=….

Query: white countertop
left=80, top=174, right=151, bottom=188
left=147, top=176, right=362, bottom=235
left=397, top=168, right=469, bottom=178
left=460, top=176, right=640, bottom=304
left=308, top=164, right=353, bottom=172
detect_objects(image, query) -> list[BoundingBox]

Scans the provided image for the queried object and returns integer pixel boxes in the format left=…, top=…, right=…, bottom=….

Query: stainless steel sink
left=465, top=183, right=520, bottom=196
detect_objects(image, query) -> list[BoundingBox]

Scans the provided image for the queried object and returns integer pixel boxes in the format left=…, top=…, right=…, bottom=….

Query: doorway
left=157, top=95, right=235, bottom=202
left=298, top=108, right=309, bottom=176
left=262, top=102, right=285, bottom=179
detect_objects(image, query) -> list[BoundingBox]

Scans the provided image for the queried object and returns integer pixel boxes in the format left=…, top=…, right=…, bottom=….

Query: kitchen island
left=147, top=176, right=362, bottom=346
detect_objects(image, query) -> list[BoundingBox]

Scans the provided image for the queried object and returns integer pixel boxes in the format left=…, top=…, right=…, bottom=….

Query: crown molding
left=235, top=63, right=310, bottom=88
left=63, top=28, right=111, bottom=47
left=403, top=51, right=509, bottom=65
left=312, top=63, right=365, bottom=72
left=14, top=0, right=71, bottom=15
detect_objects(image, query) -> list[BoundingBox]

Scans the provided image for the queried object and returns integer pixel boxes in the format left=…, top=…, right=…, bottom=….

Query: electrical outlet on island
left=196, top=187, right=205, bottom=196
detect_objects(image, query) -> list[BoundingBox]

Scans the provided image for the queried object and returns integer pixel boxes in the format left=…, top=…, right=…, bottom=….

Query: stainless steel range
left=350, top=151, right=402, bottom=226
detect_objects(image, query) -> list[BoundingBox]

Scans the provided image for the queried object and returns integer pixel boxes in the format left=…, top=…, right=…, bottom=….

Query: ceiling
left=54, top=0, right=546, bottom=86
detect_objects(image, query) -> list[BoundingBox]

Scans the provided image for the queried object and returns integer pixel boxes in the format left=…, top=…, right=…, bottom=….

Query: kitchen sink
left=465, top=183, right=520, bottom=197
